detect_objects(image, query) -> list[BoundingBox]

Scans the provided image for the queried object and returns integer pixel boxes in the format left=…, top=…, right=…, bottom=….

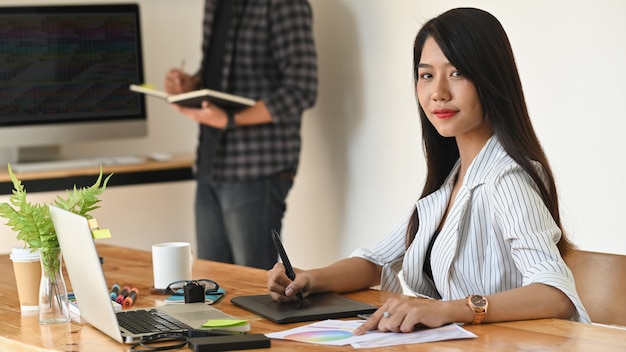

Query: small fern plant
left=0, top=164, right=113, bottom=277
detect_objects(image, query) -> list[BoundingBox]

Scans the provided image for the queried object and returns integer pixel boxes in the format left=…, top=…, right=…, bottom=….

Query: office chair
left=566, top=249, right=626, bottom=327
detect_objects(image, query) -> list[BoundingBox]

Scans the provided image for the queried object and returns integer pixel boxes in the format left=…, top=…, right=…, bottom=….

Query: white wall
left=2, top=1, right=625, bottom=270
left=0, top=0, right=204, bottom=253
left=288, top=0, right=626, bottom=268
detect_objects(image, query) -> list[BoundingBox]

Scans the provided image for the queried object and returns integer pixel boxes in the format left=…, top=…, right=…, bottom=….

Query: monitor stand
left=15, top=145, right=63, bottom=163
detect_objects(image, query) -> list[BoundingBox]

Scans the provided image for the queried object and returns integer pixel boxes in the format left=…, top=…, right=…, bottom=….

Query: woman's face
left=416, top=37, right=492, bottom=142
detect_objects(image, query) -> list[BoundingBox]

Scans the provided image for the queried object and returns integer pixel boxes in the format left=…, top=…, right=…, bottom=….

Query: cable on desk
left=129, top=333, right=188, bottom=351
left=129, top=328, right=240, bottom=351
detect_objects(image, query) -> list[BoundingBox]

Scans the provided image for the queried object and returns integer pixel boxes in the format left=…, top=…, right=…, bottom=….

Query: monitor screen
left=0, top=4, right=146, bottom=159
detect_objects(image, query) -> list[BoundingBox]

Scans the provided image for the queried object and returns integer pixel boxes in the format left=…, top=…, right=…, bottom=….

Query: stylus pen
left=270, top=229, right=304, bottom=303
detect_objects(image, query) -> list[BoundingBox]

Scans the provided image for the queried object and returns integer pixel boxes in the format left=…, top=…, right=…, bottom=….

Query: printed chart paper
left=265, top=320, right=477, bottom=348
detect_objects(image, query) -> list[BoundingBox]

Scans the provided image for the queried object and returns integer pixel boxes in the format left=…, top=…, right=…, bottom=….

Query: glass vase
left=39, top=247, right=70, bottom=324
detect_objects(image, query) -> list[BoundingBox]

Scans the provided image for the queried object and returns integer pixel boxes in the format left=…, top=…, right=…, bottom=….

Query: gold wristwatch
left=467, top=294, right=488, bottom=324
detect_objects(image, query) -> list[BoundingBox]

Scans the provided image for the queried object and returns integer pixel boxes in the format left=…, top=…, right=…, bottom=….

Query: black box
left=188, top=334, right=271, bottom=352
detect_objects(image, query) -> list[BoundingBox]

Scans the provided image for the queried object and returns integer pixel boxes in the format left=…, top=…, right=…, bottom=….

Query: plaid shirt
left=196, top=0, right=318, bottom=182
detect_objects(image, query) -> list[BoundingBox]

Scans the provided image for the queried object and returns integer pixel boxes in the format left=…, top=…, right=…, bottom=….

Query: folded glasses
left=165, top=279, right=221, bottom=296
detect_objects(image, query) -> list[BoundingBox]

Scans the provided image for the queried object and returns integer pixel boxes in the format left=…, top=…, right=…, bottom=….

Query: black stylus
left=271, top=229, right=304, bottom=303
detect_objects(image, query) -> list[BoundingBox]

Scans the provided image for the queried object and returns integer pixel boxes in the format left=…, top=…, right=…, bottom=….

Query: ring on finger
left=383, top=311, right=392, bottom=319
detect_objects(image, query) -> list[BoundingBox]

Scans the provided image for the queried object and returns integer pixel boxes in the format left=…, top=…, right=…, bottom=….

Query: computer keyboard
left=11, top=155, right=146, bottom=173
left=117, top=309, right=191, bottom=334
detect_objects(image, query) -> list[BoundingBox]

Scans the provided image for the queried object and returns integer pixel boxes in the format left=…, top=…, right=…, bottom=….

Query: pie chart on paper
left=284, top=330, right=354, bottom=343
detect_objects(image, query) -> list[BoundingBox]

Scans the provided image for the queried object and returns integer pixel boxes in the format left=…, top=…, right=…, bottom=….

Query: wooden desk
left=1, top=245, right=624, bottom=351
left=0, top=154, right=195, bottom=195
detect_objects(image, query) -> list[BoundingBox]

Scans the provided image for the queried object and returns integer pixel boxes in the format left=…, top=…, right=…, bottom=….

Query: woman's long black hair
left=407, top=8, right=573, bottom=257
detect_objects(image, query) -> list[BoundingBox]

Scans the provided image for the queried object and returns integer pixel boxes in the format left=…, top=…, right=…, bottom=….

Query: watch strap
left=467, top=295, right=488, bottom=324
left=226, top=111, right=236, bottom=129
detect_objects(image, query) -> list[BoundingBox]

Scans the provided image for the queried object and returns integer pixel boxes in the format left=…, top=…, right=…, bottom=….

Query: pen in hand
left=271, top=229, right=304, bottom=304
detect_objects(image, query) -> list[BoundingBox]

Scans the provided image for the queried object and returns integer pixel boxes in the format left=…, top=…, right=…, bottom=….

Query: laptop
left=231, top=293, right=377, bottom=324
left=49, top=205, right=233, bottom=344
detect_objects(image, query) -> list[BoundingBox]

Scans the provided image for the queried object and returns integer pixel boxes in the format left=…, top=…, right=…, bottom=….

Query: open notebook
left=129, top=84, right=255, bottom=110
left=50, top=205, right=234, bottom=344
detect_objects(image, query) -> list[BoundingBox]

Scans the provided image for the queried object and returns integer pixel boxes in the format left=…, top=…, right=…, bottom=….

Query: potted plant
left=0, top=165, right=112, bottom=323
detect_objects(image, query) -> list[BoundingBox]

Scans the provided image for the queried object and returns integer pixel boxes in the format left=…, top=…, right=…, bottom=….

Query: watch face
left=471, top=295, right=487, bottom=308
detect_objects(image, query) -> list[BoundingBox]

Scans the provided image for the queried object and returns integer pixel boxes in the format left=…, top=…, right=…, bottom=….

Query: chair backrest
left=566, top=249, right=626, bottom=327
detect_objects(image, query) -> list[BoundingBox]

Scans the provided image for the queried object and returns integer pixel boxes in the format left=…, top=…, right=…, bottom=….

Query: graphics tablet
left=231, top=293, right=377, bottom=324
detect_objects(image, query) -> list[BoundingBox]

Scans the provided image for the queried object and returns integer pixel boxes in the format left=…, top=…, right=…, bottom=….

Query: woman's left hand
left=353, top=296, right=452, bottom=335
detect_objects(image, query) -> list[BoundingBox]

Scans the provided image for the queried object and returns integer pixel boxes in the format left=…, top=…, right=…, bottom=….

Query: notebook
left=49, top=205, right=234, bottom=344
left=231, top=293, right=377, bottom=324
left=129, top=84, right=255, bottom=110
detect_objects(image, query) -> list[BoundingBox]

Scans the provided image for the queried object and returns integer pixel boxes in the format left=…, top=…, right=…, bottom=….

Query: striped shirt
left=352, top=136, right=591, bottom=323
left=197, top=0, right=318, bottom=181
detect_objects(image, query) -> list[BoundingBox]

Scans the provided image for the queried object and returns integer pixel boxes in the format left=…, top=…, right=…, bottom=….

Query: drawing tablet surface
left=231, top=293, right=377, bottom=324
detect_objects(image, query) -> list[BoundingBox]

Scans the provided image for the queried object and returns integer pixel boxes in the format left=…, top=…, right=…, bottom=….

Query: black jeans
left=194, top=172, right=293, bottom=270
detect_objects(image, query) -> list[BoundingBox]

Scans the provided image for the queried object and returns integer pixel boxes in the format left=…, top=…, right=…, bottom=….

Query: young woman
left=267, top=7, right=590, bottom=333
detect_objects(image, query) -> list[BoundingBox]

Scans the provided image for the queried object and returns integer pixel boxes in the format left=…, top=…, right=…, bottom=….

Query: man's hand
left=173, top=101, right=229, bottom=129
left=164, top=69, right=200, bottom=94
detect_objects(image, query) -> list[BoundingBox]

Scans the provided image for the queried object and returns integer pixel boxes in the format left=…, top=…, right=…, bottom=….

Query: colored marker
left=123, top=288, right=139, bottom=307
left=115, top=286, right=131, bottom=305
left=110, top=283, right=120, bottom=301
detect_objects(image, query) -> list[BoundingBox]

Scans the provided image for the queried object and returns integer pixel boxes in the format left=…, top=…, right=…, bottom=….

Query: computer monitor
left=0, top=4, right=147, bottom=162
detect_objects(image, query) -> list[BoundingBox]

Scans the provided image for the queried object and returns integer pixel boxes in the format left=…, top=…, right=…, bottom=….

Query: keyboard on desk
left=11, top=155, right=145, bottom=173
left=117, top=309, right=191, bottom=335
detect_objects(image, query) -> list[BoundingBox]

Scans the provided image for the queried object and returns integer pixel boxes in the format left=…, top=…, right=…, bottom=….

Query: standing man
left=164, top=0, right=317, bottom=269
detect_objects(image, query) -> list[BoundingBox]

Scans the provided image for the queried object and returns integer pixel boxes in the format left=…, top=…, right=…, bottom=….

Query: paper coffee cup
left=10, top=247, right=42, bottom=311
left=152, top=242, right=193, bottom=289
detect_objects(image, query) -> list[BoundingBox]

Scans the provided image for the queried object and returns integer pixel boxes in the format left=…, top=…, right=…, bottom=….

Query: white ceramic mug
left=151, top=242, right=193, bottom=289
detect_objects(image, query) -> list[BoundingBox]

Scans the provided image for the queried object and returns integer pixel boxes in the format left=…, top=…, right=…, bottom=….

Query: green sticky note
left=91, top=229, right=112, bottom=239
left=201, top=319, right=248, bottom=328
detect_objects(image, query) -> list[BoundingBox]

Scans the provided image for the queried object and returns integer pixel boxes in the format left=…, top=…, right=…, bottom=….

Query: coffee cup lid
left=10, top=247, right=40, bottom=261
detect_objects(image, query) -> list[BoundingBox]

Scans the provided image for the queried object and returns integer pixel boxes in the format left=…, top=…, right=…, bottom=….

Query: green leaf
left=0, top=164, right=113, bottom=255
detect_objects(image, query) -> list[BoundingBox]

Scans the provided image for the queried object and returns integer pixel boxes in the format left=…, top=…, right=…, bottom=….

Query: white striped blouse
left=352, top=136, right=591, bottom=323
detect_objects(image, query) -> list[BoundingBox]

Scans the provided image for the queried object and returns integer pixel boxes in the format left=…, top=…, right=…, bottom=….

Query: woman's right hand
left=267, top=263, right=312, bottom=302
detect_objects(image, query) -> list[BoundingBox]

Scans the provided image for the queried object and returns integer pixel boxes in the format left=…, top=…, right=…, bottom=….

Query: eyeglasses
left=165, top=279, right=220, bottom=296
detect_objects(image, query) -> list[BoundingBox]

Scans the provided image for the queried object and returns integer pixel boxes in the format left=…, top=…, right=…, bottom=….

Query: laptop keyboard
left=117, top=309, right=192, bottom=334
